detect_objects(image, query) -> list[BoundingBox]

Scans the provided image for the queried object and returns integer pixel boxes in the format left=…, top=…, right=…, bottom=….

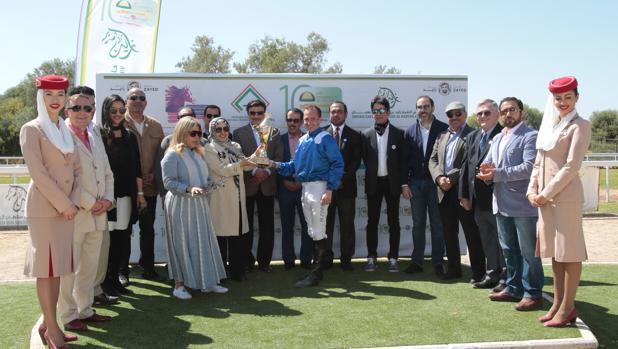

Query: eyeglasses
left=205, top=113, right=219, bottom=119
left=447, top=111, right=464, bottom=118
left=372, top=108, right=387, bottom=114
left=500, top=107, right=520, bottom=115
left=416, top=104, right=432, bottom=110
left=128, top=95, right=146, bottom=101
left=476, top=111, right=492, bottom=117
left=286, top=119, right=301, bottom=124
left=214, top=126, right=230, bottom=133
left=110, top=107, right=127, bottom=115
left=67, top=105, right=94, bottom=113
left=249, top=111, right=265, bottom=116
left=178, top=113, right=195, bottom=118
left=188, top=131, right=202, bottom=138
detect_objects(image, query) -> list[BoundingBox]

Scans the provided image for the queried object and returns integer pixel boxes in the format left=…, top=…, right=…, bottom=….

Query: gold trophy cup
left=251, top=113, right=278, bottom=165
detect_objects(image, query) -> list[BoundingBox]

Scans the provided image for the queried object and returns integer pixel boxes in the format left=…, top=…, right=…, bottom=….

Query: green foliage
left=467, top=114, right=479, bottom=128
left=523, top=104, right=542, bottom=130
left=175, top=35, right=234, bottom=73
left=590, top=110, right=618, bottom=153
left=233, top=32, right=342, bottom=73
left=374, top=65, right=401, bottom=74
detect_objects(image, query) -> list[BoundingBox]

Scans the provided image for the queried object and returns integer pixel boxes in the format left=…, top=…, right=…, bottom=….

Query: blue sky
left=1, top=0, right=617, bottom=118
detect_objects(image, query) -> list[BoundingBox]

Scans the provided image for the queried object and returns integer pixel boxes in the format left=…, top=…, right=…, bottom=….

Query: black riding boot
left=295, top=239, right=328, bottom=288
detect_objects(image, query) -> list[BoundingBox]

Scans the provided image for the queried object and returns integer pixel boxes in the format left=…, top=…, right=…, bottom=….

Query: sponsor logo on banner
left=376, top=87, right=400, bottom=108
left=231, top=84, right=269, bottom=112
left=165, top=85, right=195, bottom=121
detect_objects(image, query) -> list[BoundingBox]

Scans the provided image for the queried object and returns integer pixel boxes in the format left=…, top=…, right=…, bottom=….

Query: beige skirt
left=24, top=217, right=74, bottom=277
left=537, top=201, right=587, bottom=262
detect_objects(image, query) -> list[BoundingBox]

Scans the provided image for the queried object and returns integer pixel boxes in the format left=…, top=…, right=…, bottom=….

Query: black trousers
left=217, top=234, right=250, bottom=280
left=109, top=226, right=132, bottom=280
left=325, top=191, right=356, bottom=263
left=246, top=192, right=275, bottom=268
left=366, top=177, right=400, bottom=259
left=439, top=189, right=485, bottom=279
left=138, top=195, right=157, bottom=271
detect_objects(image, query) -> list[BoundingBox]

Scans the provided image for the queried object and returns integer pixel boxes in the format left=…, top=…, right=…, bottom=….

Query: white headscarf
left=535, top=94, right=578, bottom=151
left=36, top=89, right=74, bottom=154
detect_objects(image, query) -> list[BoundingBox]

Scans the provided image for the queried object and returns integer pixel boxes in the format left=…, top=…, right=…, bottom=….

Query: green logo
left=102, top=28, right=138, bottom=60
left=231, top=84, right=269, bottom=112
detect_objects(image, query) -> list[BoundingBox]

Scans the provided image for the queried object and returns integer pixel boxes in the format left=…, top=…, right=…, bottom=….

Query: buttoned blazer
left=404, top=118, right=449, bottom=182
left=20, top=119, right=82, bottom=218
left=459, top=124, right=503, bottom=210
left=71, top=127, right=115, bottom=233
left=429, top=124, right=474, bottom=203
left=527, top=116, right=591, bottom=203
left=361, top=124, right=407, bottom=196
left=484, top=123, right=538, bottom=217
left=124, top=114, right=164, bottom=196
left=232, top=123, right=283, bottom=196
left=324, top=124, right=362, bottom=198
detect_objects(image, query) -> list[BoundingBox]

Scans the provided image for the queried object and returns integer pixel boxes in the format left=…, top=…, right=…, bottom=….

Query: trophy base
left=251, top=156, right=271, bottom=166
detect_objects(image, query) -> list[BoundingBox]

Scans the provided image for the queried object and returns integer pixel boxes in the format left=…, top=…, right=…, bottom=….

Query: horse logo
left=5, top=185, right=26, bottom=213
left=165, top=86, right=194, bottom=113
left=438, top=82, right=451, bottom=96
left=102, top=29, right=138, bottom=60
left=377, top=87, right=400, bottom=108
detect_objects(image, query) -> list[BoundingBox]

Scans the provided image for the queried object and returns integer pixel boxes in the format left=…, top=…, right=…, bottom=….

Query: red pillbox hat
left=549, top=76, right=578, bottom=93
left=35, top=75, right=69, bottom=90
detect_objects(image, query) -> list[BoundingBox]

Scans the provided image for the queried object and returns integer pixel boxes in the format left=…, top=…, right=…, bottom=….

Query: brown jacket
left=20, top=119, right=82, bottom=218
left=527, top=116, right=591, bottom=203
left=124, top=113, right=164, bottom=197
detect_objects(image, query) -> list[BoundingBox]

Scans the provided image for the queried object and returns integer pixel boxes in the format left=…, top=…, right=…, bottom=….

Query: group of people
left=20, top=74, right=589, bottom=348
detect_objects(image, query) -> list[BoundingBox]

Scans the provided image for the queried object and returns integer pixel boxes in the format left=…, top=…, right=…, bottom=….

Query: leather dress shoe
left=515, top=297, right=543, bottom=311
left=94, top=293, right=119, bottom=306
left=300, top=261, right=312, bottom=270
left=473, top=278, right=499, bottom=289
left=118, top=274, right=130, bottom=287
left=142, top=269, right=161, bottom=280
left=284, top=262, right=295, bottom=270
left=258, top=266, right=273, bottom=273
left=38, top=324, right=78, bottom=344
left=492, top=282, right=507, bottom=293
left=295, top=273, right=319, bottom=288
left=403, top=263, right=423, bottom=274
left=434, top=264, right=445, bottom=277
left=64, top=319, right=88, bottom=331
left=340, top=261, right=354, bottom=271
left=82, top=313, right=112, bottom=322
left=489, top=290, right=522, bottom=302
left=442, top=270, right=462, bottom=280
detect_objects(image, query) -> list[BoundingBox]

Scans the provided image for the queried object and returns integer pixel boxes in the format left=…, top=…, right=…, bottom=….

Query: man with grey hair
left=459, top=99, right=506, bottom=290
left=429, top=101, right=485, bottom=281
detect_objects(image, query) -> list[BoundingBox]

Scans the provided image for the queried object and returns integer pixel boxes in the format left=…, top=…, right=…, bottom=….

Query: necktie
left=334, top=126, right=340, bottom=146
left=479, top=132, right=488, bottom=155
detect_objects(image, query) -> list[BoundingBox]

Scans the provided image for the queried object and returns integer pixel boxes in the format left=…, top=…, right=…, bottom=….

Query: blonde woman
left=161, top=117, right=227, bottom=299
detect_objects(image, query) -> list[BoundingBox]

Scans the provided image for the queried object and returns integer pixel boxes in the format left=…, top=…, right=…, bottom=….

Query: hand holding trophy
left=250, top=112, right=279, bottom=166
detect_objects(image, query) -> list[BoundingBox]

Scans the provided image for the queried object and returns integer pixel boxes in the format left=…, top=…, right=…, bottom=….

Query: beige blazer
left=124, top=113, right=164, bottom=197
left=204, top=142, right=250, bottom=236
left=70, top=126, right=115, bottom=233
left=527, top=116, right=591, bottom=203
left=20, top=119, right=82, bottom=218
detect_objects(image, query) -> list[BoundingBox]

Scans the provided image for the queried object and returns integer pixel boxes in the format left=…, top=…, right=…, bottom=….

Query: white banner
left=75, top=0, right=162, bottom=88
left=582, top=166, right=599, bottom=212
left=0, top=184, right=28, bottom=228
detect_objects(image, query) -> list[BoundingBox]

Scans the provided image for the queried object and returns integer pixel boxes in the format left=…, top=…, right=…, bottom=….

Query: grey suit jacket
left=232, top=123, right=283, bottom=196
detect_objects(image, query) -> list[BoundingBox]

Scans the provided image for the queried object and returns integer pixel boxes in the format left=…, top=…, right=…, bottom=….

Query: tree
left=467, top=114, right=479, bottom=128
left=374, top=65, right=401, bottom=74
left=233, top=32, right=342, bottom=73
left=175, top=36, right=234, bottom=73
left=590, top=109, right=618, bottom=152
left=523, top=104, right=542, bottom=130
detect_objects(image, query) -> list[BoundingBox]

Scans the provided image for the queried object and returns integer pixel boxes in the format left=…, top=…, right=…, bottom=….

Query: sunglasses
left=416, top=104, right=432, bottom=110
left=500, top=107, right=520, bottom=115
left=286, top=119, right=301, bottom=124
left=447, top=111, right=464, bottom=118
left=67, top=105, right=94, bottom=113
left=476, top=110, right=492, bottom=117
left=372, top=108, right=387, bottom=114
left=215, top=126, right=230, bottom=133
left=205, top=113, right=219, bottom=119
left=188, top=131, right=202, bottom=138
left=249, top=111, right=265, bottom=116
left=128, top=95, right=146, bottom=101
left=110, top=107, right=127, bottom=115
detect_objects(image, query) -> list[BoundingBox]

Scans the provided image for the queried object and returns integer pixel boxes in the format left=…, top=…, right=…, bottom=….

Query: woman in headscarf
left=99, top=94, right=146, bottom=295
left=20, top=75, right=80, bottom=348
left=527, top=76, right=591, bottom=327
left=204, top=117, right=256, bottom=281
left=162, top=117, right=227, bottom=299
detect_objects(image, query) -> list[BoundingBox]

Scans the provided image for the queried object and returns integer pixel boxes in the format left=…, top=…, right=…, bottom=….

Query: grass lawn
left=0, top=175, right=29, bottom=184
left=1, top=263, right=616, bottom=349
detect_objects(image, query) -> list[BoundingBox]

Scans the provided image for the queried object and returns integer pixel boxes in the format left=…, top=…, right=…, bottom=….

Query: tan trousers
left=58, top=230, right=103, bottom=324
left=93, top=230, right=110, bottom=296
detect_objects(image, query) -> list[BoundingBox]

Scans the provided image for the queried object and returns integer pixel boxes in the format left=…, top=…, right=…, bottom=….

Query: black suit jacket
left=459, top=124, right=503, bottom=211
left=324, top=124, right=362, bottom=198
left=361, top=124, right=407, bottom=196
left=404, top=117, right=449, bottom=182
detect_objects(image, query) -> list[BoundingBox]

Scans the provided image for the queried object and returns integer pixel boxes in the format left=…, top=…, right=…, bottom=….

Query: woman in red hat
left=20, top=75, right=81, bottom=348
left=527, top=76, right=591, bottom=327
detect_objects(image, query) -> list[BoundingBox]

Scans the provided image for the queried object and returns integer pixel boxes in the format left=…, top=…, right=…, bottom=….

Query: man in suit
left=202, top=105, right=220, bottom=138
left=429, top=101, right=485, bottom=281
left=124, top=88, right=165, bottom=281
left=361, top=96, right=407, bottom=272
left=478, top=97, right=543, bottom=311
left=324, top=101, right=362, bottom=271
left=277, top=108, right=312, bottom=270
left=459, top=99, right=506, bottom=290
left=232, top=99, right=283, bottom=272
left=402, top=95, right=447, bottom=277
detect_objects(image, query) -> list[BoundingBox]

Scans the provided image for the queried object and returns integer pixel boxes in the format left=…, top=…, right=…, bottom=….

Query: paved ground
left=1, top=217, right=616, bottom=282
